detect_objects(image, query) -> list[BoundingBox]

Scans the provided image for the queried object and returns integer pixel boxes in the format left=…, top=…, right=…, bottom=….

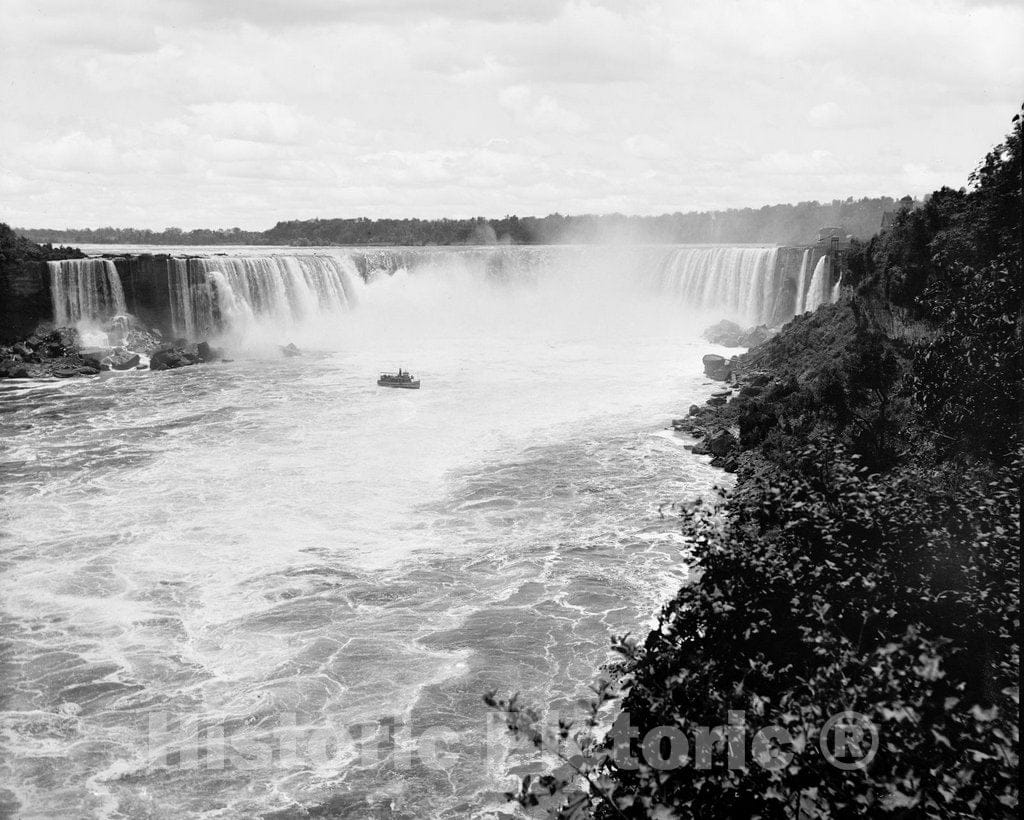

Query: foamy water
left=0, top=250, right=729, bottom=818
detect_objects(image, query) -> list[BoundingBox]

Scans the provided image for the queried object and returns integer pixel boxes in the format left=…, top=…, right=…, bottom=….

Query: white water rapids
left=2, top=246, right=759, bottom=818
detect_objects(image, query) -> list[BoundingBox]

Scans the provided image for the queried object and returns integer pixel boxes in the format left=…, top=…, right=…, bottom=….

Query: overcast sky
left=1, top=0, right=1021, bottom=229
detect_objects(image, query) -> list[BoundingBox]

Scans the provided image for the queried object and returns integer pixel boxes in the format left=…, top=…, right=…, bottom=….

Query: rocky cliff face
left=114, top=255, right=176, bottom=333
left=0, top=224, right=83, bottom=342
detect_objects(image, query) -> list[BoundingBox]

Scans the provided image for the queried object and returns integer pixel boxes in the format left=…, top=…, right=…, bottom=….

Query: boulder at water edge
left=108, top=351, right=141, bottom=370
left=706, top=429, right=738, bottom=457
left=150, top=347, right=199, bottom=371
left=702, top=353, right=733, bottom=381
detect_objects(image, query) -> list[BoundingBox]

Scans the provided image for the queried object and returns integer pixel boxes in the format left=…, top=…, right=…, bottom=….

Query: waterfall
left=167, top=259, right=216, bottom=340
left=831, top=274, right=842, bottom=303
left=651, top=247, right=781, bottom=324
left=166, top=255, right=359, bottom=340
left=48, top=259, right=126, bottom=326
left=793, top=249, right=810, bottom=314
left=804, top=255, right=830, bottom=313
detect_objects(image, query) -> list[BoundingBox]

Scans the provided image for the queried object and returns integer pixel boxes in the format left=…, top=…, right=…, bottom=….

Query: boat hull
left=377, top=380, right=420, bottom=389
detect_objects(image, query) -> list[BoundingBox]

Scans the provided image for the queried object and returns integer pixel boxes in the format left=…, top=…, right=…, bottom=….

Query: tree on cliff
left=0, top=222, right=81, bottom=264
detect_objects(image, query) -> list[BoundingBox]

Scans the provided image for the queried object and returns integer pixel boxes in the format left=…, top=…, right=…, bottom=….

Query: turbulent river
left=0, top=246, right=740, bottom=818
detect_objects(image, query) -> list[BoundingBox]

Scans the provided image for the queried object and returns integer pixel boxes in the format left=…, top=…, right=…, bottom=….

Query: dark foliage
left=0, top=222, right=82, bottom=264
left=912, top=256, right=1022, bottom=464
left=489, top=106, right=1022, bottom=816
left=599, top=449, right=1019, bottom=818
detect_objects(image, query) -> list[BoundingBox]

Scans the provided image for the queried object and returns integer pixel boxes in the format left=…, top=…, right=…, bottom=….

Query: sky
left=1, top=0, right=1022, bottom=230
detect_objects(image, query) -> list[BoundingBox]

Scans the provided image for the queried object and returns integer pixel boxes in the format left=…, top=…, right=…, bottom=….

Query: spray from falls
left=48, top=259, right=126, bottom=326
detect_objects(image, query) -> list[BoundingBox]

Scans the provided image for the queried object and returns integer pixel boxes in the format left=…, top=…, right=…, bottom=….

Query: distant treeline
left=18, top=197, right=908, bottom=247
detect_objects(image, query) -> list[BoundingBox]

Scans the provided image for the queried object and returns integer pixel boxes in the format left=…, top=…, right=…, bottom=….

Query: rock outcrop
left=702, top=319, right=776, bottom=348
left=0, top=224, right=84, bottom=343
left=150, top=340, right=224, bottom=372
left=0, top=318, right=225, bottom=379
left=673, top=357, right=793, bottom=474
left=0, top=326, right=102, bottom=379
left=702, top=354, right=734, bottom=381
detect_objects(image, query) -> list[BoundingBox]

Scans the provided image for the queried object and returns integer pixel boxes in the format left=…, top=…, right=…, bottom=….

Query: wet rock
left=0, top=325, right=106, bottom=379
left=196, top=341, right=223, bottom=362
left=706, top=429, right=738, bottom=457
left=688, top=404, right=701, bottom=416
left=107, top=351, right=141, bottom=370
left=702, top=353, right=733, bottom=381
left=150, top=347, right=199, bottom=371
left=54, top=327, right=80, bottom=349
left=710, top=454, right=739, bottom=472
left=80, top=347, right=114, bottom=366
left=672, top=417, right=700, bottom=433
left=124, top=329, right=163, bottom=355
left=0, top=360, right=31, bottom=378
left=12, top=341, right=34, bottom=360
left=33, top=326, right=80, bottom=357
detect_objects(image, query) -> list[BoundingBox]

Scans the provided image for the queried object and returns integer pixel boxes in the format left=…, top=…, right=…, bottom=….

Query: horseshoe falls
left=42, top=245, right=828, bottom=347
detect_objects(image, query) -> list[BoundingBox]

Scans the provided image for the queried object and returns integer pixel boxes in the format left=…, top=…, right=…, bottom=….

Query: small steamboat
left=377, top=368, right=420, bottom=389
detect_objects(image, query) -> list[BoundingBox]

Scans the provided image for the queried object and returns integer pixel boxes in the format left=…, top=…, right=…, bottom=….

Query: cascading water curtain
left=804, top=256, right=831, bottom=313
left=794, top=249, right=810, bottom=314
left=167, top=259, right=217, bottom=340
left=167, top=255, right=361, bottom=339
left=48, top=259, right=126, bottom=326
left=652, top=247, right=780, bottom=324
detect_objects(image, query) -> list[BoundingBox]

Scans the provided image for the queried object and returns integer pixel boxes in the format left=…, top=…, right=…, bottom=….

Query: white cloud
left=808, top=102, right=842, bottom=128
left=187, top=102, right=313, bottom=145
left=623, top=134, right=674, bottom=161
left=0, top=0, right=1021, bottom=228
left=499, top=85, right=587, bottom=133
left=756, top=150, right=840, bottom=176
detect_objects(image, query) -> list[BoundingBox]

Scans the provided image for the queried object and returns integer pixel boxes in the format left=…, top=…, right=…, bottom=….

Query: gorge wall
left=0, top=224, right=83, bottom=341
